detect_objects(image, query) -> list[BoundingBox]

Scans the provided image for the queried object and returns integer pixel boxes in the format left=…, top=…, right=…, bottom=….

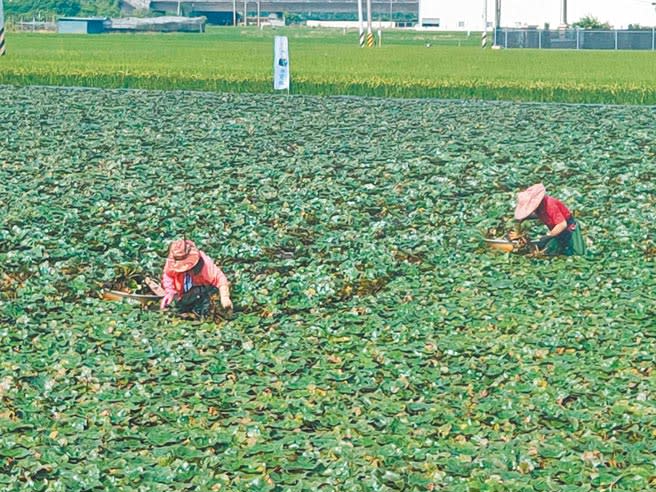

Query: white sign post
left=273, top=36, right=290, bottom=92
left=0, top=0, right=6, bottom=56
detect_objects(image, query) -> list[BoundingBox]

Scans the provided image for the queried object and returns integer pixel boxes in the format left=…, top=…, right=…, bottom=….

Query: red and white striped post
left=0, top=0, right=6, bottom=56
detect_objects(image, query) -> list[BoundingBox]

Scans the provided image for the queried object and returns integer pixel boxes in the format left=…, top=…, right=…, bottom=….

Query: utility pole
left=232, top=0, right=236, bottom=25
left=257, top=0, right=260, bottom=28
left=494, top=0, right=500, bottom=29
left=243, top=0, right=247, bottom=26
left=366, top=0, right=374, bottom=46
left=493, top=0, right=501, bottom=47
left=560, top=0, right=568, bottom=27
left=177, top=0, right=181, bottom=16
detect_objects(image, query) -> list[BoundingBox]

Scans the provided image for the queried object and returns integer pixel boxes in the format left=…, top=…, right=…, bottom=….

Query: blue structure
left=57, top=17, right=107, bottom=34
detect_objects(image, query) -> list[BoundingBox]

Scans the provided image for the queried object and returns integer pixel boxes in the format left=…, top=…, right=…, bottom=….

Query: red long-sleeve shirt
left=535, top=195, right=572, bottom=230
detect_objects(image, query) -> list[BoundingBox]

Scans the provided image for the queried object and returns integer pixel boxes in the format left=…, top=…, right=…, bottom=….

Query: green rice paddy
left=1, top=27, right=655, bottom=103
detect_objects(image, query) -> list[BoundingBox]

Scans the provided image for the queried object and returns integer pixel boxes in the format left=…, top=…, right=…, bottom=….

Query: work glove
left=536, top=235, right=552, bottom=249
left=160, top=292, right=175, bottom=310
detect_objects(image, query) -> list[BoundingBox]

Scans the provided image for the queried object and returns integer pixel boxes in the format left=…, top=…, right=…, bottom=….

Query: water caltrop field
left=0, top=86, right=655, bottom=491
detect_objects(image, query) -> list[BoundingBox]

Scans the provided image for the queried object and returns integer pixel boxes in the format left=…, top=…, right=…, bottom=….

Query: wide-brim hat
left=514, top=183, right=546, bottom=220
left=166, top=239, right=200, bottom=273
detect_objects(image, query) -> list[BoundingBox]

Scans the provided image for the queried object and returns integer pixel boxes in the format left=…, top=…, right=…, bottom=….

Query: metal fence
left=494, top=28, right=656, bottom=50
left=13, top=20, right=57, bottom=32
left=5, top=17, right=58, bottom=32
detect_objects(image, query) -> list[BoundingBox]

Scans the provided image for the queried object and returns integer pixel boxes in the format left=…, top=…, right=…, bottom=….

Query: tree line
left=4, top=0, right=121, bottom=18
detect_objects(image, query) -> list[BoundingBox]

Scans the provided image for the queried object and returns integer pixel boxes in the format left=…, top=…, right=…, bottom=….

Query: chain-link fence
left=494, top=28, right=656, bottom=50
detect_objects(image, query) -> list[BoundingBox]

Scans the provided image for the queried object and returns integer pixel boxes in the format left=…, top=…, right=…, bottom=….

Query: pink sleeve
left=200, top=253, right=229, bottom=288
left=162, top=270, right=177, bottom=296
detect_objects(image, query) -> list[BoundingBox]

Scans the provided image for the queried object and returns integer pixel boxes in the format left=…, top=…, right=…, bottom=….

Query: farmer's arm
left=203, top=255, right=233, bottom=309
left=536, top=218, right=568, bottom=250
left=160, top=271, right=177, bottom=309
left=547, top=219, right=568, bottom=237
left=218, top=284, right=232, bottom=310
left=162, top=271, right=176, bottom=295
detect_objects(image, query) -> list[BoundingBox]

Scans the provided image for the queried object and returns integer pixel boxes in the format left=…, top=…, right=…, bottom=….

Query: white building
left=418, top=0, right=656, bottom=31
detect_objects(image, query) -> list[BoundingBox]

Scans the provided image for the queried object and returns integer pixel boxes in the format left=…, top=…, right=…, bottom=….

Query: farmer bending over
left=160, top=239, right=233, bottom=315
left=511, top=183, right=586, bottom=256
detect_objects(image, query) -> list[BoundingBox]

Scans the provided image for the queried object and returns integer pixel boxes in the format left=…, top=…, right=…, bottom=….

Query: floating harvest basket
left=101, top=290, right=162, bottom=304
left=484, top=238, right=517, bottom=253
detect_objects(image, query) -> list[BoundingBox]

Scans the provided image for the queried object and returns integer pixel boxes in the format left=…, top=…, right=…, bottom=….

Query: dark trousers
left=176, top=286, right=217, bottom=317
left=544, top=218, right=587, bottom=256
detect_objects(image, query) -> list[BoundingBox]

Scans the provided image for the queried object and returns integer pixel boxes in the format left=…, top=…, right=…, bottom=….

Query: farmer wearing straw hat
left=160, top=239, right=233, bottom=315
left=512, top=183, right=586, bottom=256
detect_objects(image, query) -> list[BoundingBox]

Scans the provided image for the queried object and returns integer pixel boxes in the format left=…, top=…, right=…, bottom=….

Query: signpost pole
left=493, top=0, right=501, bottom=47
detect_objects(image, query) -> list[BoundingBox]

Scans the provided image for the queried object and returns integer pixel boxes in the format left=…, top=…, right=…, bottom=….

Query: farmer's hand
left=220, top=296, right=233, bottom=310
left=508, top=230, right=521, bottom=240
left=219, top=284, right=233, bottom=311
left=536, top=235, right=552, bottom=249
left=160, top=293, right=175, bottom=310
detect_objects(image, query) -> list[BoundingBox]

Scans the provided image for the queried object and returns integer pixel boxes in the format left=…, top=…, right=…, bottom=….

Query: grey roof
left=57, top=17, right=109, bottom=22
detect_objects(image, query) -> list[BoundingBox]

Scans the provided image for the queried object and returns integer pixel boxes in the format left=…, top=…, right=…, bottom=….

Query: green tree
left=572, top=15, right=611, bottom=30
left=80, top=0, right=120, bottom=16
left=284, top=12, right=303, bottom=25
left=5, top=0, right=81, bottom=17
left=3, top=0, right=121, bottom=18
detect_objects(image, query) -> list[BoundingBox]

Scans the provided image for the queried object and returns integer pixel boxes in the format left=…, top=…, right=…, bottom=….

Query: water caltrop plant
left=0, top=86, right=654, bottom=491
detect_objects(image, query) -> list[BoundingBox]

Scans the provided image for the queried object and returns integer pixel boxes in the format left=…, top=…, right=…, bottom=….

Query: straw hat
left=165, top=239, right=200, bottom=273
left=514, top=183, right=546, bottom=220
